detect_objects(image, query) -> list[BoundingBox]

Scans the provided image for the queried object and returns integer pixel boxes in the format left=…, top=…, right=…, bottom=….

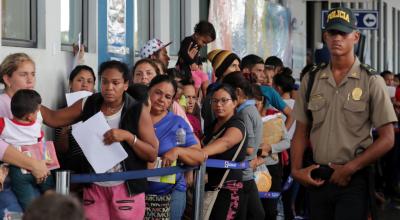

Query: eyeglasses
left=211, top=98, right=232, bottom=105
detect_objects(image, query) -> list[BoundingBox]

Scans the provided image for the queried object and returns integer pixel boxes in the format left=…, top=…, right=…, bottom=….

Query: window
left=60, top=0, right=88, bottom=51
left=133, top=0, right=150, bottom=58
left=398, top=10, right=400, bottom=73
left=169, top=0, right=183, bottom=56
left=393, top=7, right=396, bottom=72
left=383, top=2, right=387, bottom=70
left=377, top=0, right=381, bottom=71
left=1, top=0, right=37, bottom=47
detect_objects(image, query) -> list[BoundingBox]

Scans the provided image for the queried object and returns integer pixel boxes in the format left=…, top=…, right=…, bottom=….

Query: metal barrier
left=55, top=170, right=70, bottom=195
left=55, top=159, right=292, bottom=219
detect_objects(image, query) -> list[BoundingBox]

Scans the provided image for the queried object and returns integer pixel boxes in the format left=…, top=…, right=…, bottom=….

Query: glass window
left=398, top=10, right=400, bottom=72
left=377, top=0, right=381, bottom=71
left=133, top=0, right=150, bottom=58
left=393, top=7, right=396, bottom=72
left=169, top=0, right=182, bottom=56
left=60, top=0, right=88, bottom=51
left=1, top=0, right=37, bottom=47
left=383, top=2, right=387, bottom=70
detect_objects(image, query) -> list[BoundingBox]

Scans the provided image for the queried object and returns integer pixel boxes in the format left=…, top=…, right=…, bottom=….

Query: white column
left=153, top=0, right=170, bottom=43
left=183, top=0, right=200, bottom=36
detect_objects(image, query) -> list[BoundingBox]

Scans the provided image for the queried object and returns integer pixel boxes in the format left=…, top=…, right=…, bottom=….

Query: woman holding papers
left=41, top=60, right=159, bottom=220
left=145, top=75, right=204, bottom=220
left=201, top=83, right=248, bottom=220
left=0, top=53, right=50, bottom=218
left=54, top=65, right=96, bottom=173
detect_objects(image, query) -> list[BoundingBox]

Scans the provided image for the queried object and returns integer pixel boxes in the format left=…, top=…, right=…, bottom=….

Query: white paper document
left=66, top=91, right=93, bottom=106
left=72, top=112, right=128, bottom=173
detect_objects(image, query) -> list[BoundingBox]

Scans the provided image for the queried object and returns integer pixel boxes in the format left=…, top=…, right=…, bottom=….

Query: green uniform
left=294, top=57, right=397, bottom=165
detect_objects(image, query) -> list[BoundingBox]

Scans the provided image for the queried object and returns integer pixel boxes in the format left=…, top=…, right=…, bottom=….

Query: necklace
left=104, top=103, right=123, bottom=114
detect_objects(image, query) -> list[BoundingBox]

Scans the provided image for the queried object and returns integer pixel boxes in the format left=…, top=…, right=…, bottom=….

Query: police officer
left=291, top=7, right=397, bottom=220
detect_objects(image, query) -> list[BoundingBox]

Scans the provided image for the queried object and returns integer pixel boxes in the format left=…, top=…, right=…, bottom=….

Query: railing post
left=193, top=163, right=205, bottom=220
left=56, top=170, right=70, bottom=195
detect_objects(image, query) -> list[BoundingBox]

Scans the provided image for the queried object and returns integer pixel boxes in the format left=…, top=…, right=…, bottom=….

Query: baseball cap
left=265, top=56, right=283, bottom=70
left=139, top=38, right=172, bottom=58
left=324, top=7, right=357, bottom=33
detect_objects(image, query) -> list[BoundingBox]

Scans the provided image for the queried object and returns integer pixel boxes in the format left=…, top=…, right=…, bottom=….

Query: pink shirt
left=191, top=70, right=208, bottom=89
left=171, top=101, right=193, bottom=131
left=0, top=93, right=12, bottom=160
left=186, top=113, right=201, bottom=139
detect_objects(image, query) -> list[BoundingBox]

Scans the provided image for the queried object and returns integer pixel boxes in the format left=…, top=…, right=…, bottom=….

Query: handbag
left=202, top=124, right=247, bottom=220
left=254, top=164, right=272, bottom=193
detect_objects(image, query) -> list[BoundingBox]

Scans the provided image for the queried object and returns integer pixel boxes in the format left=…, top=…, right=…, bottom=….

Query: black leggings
left=236, top=179, right=265, bottom=219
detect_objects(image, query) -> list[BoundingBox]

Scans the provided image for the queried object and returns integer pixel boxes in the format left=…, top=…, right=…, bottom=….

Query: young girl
left=273, top=70, right=296, bottom=138
left=189, top=57, right=209, bottom=99
left=176, top=21, right=216, bottom=80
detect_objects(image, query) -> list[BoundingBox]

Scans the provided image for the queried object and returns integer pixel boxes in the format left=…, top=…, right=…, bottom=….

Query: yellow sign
left=327, top=10, right=350, bottom=23
left=352, top=87, right=362, bottom=100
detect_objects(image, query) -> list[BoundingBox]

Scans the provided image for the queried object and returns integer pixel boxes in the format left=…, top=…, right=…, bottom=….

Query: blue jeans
left=170, top=190, right=186, bottom=219
left=9, top=166, right=54, bottom=210
left=0, top=177, right=22, bottom=219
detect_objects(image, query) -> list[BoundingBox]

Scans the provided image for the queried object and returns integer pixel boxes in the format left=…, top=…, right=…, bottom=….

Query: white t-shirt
left=283, top=99, right=296, bottom=140
left=81, top=97, right=125, bottom=187
left=0, top=117, right=43, bottom=146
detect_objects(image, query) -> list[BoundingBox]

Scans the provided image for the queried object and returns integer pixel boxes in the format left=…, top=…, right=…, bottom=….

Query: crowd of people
left=0, top=6, right=399, bottom=220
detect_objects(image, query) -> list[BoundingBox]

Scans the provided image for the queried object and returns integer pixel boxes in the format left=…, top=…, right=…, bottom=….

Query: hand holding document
left=147, top=157, right=177, bottom=184
left=72, top=112, right=128, bottom=173
left=19, top=141, right=60, bottom=174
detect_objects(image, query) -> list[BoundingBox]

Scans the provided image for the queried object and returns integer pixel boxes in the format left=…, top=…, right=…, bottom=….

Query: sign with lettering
left=322, top=10, right=379, bottom=30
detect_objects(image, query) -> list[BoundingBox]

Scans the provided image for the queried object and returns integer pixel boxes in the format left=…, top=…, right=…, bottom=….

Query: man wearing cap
left=139, top=38, right=171, bottom=69
left=264, top=56, right=284, bottom=83
left=201, top=49, right=241, bottom=130
left=291, top=7, right=397, bottom=219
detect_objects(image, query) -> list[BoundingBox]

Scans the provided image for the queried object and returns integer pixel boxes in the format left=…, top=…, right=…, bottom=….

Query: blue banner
left=206, top=159, right=249, bottom=169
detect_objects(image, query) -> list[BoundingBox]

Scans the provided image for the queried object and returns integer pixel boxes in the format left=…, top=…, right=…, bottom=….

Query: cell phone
left=310, top=165, right=334, bottom=180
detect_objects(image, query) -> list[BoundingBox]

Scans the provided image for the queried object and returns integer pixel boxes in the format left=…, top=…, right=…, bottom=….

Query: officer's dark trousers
left=308, top=171, right=368, bottom=220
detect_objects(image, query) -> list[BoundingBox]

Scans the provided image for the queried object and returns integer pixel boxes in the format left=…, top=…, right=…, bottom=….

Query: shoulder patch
left=360, top=63, right=377, bottom=75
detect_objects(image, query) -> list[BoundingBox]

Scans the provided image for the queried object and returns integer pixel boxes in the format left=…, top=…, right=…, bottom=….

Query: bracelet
left=202, top=151, right=208, bottom=161
left=132, top=135, right=138, bottom=146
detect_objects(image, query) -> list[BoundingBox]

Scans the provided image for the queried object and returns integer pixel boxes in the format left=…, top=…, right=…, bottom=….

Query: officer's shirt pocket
left=343, top=100, right=367, bottom=128
left=307, top=95, right=327, bottom=128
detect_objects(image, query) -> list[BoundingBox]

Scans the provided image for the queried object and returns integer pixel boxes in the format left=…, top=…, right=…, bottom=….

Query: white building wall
left=0, top=0, right=203, bottom=137
left=0, top=0, right=98, bottom=138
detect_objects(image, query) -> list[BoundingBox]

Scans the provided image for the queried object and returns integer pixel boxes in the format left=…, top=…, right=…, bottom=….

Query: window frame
left=60, top=0, right=89, bottom=52
left=168, top=0, right=184, bottom=56
left=1, top=0, right=38, bottom=48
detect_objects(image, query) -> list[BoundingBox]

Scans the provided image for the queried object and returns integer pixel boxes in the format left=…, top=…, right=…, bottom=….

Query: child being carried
left=0, top=89, right=56, bottom=210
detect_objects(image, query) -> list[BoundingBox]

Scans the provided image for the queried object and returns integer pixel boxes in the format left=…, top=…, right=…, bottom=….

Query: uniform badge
left=351, top=72, right=359, bottom=78
left=352, top=87, right=362, bottom=100
left=320, top=72, right=328, bottom=79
